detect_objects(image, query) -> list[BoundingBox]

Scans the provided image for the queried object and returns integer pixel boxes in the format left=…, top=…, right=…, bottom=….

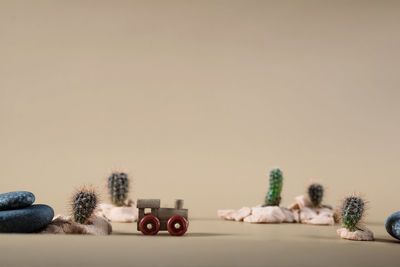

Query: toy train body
left=137, top=199, right=188, bottom=236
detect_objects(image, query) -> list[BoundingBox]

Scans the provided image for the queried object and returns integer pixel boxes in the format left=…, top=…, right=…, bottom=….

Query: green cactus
left=264, top=168, right=283, bottom=206
left=308, top=183, right=324, bottom=207
left=341, top=195, right=365, bottom=231
left=72, top=186, right=98, bottom=224
left=108, top=172, right=129, bottom=206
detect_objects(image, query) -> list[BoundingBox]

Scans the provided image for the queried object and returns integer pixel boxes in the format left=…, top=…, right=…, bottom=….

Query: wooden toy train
left=137, top=199, right=189, bottom=236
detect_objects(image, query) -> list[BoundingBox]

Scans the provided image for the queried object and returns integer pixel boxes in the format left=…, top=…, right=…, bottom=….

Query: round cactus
left=264, top=168, right=283, bottom=206
left=108, top=172, right=129, bottom=206
left=341, top=195, right=365, bottom=231
left=72, top=186, right=98, bottom=224
left=308, top=183, right=324, bottom=207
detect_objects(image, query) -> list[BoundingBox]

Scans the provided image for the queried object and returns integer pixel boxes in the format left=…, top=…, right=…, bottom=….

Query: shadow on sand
left=306, top=234, right=400, bottom=244
left=373, top=237, right=400, bottom=244
left=111, top=231, right=235, bottom=237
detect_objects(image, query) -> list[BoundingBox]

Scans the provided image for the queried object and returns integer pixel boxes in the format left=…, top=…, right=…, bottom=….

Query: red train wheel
left=167, top=215, right=188, bottom=236
left=139, top=215, right=160, bottom=235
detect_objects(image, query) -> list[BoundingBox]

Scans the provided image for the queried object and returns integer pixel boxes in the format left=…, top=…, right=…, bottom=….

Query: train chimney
left=175, top=199, right=184, bottom=209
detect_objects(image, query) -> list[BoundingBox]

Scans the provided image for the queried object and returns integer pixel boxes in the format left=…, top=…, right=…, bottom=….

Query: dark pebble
left=0, top=204, right=54, bottom=233
left=0, top=191, right=35, bottom=211
left=385, top=211, right=400, bottom=240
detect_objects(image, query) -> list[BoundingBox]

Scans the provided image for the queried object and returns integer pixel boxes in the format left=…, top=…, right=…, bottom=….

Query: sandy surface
left=0, top=219, right=397, bottom=267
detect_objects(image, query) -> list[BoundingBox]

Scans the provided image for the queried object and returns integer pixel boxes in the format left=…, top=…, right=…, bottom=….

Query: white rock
left=319, top=207, right=334, bottom=216
left=300, top=207, right=335, bottom=225
left=281, top=207, right=296, bottom=223
left=306, top=215, right=335, bottom=225
left=243, top=206, right=294, bottom=223
left=299, top=207, right=317, bottom=221
left=318, top=207, right=336, bottom=224
left=337, top=225, right=374, bottom=241
left=288, top=195, right=336, bottom=225
left=217, top=209, right=235, bottom=220
left=292, top=209, right=300, bottom=223
left=287, top=202, right=300, bottom=210
left=41, top=215, right=112, bottom=235
left=217, top=207, right=252, bottom=221
left=96, top=203, right=138, bottom=223
left=295, top=195, right=312, bottom=209
left=83, top=215, right=113, bottom=235
left=232, top=207, right=252, bottom=221
left=304, top=214, right=335, bottom=225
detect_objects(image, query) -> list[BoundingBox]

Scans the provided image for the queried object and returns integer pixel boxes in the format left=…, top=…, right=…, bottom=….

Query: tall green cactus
left=308, top=183, right=324, bottom=207
left=108, top=172, right=129, bottom=206
left=72, top=186, right=98, bottom=224
left=264, top=168, right=283, bottom=206
left=341, top=195, right=365, bottom=231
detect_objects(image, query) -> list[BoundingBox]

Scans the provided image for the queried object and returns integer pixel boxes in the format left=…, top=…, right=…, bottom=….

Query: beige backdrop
left=0, top=0, right=399, bottom=222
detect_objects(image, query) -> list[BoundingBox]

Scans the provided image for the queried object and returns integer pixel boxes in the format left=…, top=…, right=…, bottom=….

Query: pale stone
left=218, top=205, right=295, bottom=224
left=299, top=207, right=318, bottom=222
left=41, top=215, right=112, bottom=235
left=217, top=207, right=252, bottom=221
left=306, top=215, right=335, bottom=225
left=96, top=203, right=138, bottom=223
left=232, top=207, right=252, bottom=221
left=288, top=195, right=336, bottom=225
left=337, top=225, right=374, bottom=241
left=281, top=207, right=296, bottom=223
left=304, top=214, right=335, bottom=225
left=299, top=207, right=335, bottom=225
left=314, top=208, right=335, bottom=225
left=292, top=209, right=300, bottom=223
left=217, top=209, right=235, bottom=220
left=296, top=195, right=312, bottom=209
left=287, top=202, right=300, bottom=210
left=243, top=206, right=294, bottom=223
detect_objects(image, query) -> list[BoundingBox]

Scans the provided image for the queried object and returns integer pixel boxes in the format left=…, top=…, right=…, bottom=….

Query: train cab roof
left=137, top=199, right=161, bottom=209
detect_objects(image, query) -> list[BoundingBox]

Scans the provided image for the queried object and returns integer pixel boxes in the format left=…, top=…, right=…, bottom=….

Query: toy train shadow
left=112, top=231, right=235, bottom=237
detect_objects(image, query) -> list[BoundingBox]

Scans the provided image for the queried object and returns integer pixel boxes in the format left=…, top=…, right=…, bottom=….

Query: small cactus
left=108, top=172, right=129, bottom=206
left=264, top=168, right=283, bottom=206
left=341, top=195, right=365, bottom=231
left=72, top=186, right=98, bottom=224
left=308, top=183, right=324, bottom=207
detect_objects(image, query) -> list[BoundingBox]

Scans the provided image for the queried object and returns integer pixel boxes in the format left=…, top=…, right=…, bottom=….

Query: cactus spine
left=341, top=195, right=365, bottom=231
left=108, top=172, right=129, bottom=206
left=308, top=183, right=324, bottom=207
left=72, top=186, right=98, bottom=224
left=264, top=168, right=283, bottom=206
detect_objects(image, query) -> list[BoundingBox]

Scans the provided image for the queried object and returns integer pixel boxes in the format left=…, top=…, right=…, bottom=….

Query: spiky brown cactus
left=308, top=183, right=324, bottom=207
left=108, top=172, right=129, bottom=206
left=71, top=186, right=98, bottom=224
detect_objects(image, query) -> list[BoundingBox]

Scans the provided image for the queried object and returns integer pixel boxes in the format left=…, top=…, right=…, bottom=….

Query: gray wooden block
left=137, top=199, right=160, bottom=209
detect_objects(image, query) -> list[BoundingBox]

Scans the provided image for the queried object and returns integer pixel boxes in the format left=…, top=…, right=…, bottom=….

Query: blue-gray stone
left=0, top=191, right=35, bottom=211
left=0, top=204, right=54, bottom=233
left=385, top=211, right=400, bottom=240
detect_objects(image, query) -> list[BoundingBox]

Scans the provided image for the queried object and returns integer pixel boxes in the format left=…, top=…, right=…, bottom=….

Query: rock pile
left=0, top=191, right=54, bottom=233
left=218, top=195, right=338, bottom=225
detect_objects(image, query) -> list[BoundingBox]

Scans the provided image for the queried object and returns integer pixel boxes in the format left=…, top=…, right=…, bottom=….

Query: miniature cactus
left=341, top=195, right=365, bottom=231
left=72, top=186, right=98, bottom=224
left=108, top=172, right=129, bottom=206
left=308, top=183, right=324, bottom=207
left=264, top=168, right=283, bottom=206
